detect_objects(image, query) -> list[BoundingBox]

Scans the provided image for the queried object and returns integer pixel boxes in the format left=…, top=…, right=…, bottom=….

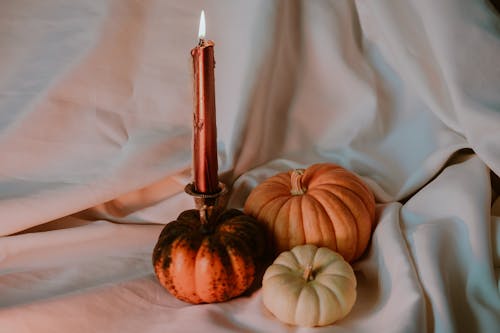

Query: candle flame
left=198, top=10, right=206, bottom=39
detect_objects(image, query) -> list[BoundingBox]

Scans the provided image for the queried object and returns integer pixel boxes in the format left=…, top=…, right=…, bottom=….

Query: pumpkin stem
left=290, top=169, right=307, bottom=195
left=199, top=205, right=209, bottom=225
left=303, top=264, right=314, bottom=281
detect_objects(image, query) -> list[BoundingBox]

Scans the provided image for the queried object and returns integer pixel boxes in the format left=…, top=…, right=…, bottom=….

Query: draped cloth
left=1, top=1, right=499, bottom=332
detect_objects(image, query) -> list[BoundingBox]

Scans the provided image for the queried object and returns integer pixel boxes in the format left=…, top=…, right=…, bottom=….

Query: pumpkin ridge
left=253, top=191, right=289, bottom=220
left=155, top=220, right=194, bottom=247
left=340, top=172, right=375, bottom=204
left=341, top=179, right=373, bottom=211
left=302, top=194, right=337, bottom=251
left=219, top=230, right=253, bottom=261
left=192, top=238, right=204, bottom=301
left=328, top=184, right=373, bottom=257
left=291, top=196, right=306, bottom=252
left=168, top=236, right=201, bottom=302
left=307, top=190, right=357, bottom=261
left=218, top=243, right=240, bottom=299
left=223, top=219, right=265, bottom=259
left=306, top=167, right=345, bottom=188
left=273, top=263, right=295, bottom=274
left=272, top=199, right=293, bottom=253
left=257, top=196, right=290, bottom=244
left=196, top=236, right=231, bottom=302
left=215, top=208, right=244, bottom=222
left=314, top=182, right=373, bottom=220
left=316, top=254, right=350, bottom=278
left=226, top=244, right=255, bottom=295
left=319, top=277, right=348, bottom=314
left=194, top=238, right=212, bottom=301
left=218, top=216, right=257, bottom=233
left=267, top=178, right=291, bottom=188
left=264, top=173, right=292, bottom=187
left=314, top=169, right=361, bottom=184
left=287, top=246, right=304, bottom=270
left=316, top=274, right=356, bottom=316
left=295, top=284, right=320, bottom=326
left=176, top=209, right=200, bottom=222
left=244, top=182, right=289, bottom=218
left=157, top=230, right=201, bottom=272
left=311, top=187, right=360, bottom=258
left=320, top=273, right=357, bottom=282
left=315, top=182, right=375, bottom=234
left=263, top=264, right=293, bottom=281
left=328, top=183, right=372, bottom=213
left=310, top=281, right=341, bottom=325
left=308, top=163, right=342, bottom=178
left=217, top=218, right=263, bottom=297
left=213, top=234, right=234, bottom=274
left=274, top=251, right=302, bottom=271
left=317, top=177, right=375, bottom=221
left=312, top=253, right=353, bottom=276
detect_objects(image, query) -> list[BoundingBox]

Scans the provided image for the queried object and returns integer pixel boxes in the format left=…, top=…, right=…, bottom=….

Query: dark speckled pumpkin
left=152, top=208, right=266, bottom=304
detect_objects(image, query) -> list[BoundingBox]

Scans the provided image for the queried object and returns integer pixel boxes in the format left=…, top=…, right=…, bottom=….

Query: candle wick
left=198, top=38, right=205, bottom=47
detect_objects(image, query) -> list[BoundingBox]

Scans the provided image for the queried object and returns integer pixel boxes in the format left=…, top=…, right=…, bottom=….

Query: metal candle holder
left=184, top=182, right=228, bottom=224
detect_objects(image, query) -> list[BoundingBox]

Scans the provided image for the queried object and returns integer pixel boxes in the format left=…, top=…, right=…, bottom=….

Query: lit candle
left=191, top=10, right=219, bottom=194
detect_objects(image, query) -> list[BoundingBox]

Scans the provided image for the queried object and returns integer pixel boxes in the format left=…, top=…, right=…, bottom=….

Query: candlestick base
left=184, top=182, right=229, bottom=223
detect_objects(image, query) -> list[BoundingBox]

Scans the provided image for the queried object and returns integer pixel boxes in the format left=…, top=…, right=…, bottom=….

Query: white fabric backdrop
left=0, top=0, right=499, bottom=332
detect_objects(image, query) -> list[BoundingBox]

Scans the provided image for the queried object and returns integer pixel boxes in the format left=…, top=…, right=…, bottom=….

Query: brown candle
left=191, top=11, right=219, bottom=194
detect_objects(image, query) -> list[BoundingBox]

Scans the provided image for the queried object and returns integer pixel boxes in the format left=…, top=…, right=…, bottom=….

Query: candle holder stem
left=184, top=182, right=228, bottom=223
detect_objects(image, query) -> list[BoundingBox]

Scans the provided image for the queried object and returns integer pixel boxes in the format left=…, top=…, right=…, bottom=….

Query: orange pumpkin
left=152, top=208, right=266, bottom=304
left=243, top=163, right=375, bottom=262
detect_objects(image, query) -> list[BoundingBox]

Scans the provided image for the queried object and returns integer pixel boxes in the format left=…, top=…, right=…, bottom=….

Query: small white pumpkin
left=262, top=244, right=357, bottom=327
